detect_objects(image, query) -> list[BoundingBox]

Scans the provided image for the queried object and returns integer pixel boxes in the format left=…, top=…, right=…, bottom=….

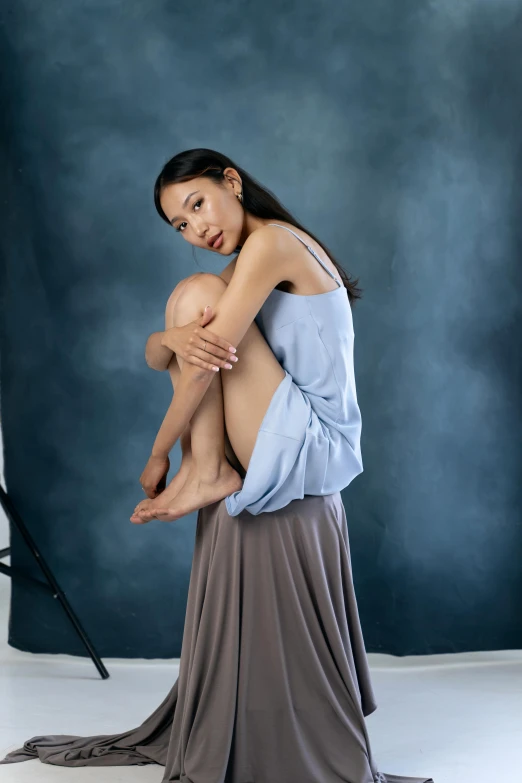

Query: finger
left=198, top=328, right=236, bottom=353
left=200, top=342, right=236, bottom=362
left=195, top=347, right=234, bottom=370
left=200, top=327, right=236, bottom=354
left=197, top=309, right=212, bottom=329
left=183, top=354, right=221, bottom=372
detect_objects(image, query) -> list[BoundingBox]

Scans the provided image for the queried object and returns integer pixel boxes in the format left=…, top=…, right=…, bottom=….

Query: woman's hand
left=161, top=306, right=238, bottom=372
left=139, top=454, right=170, bottom=498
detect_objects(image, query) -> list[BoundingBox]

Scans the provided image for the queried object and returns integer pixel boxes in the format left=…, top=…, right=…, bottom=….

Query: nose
left=194, top=221, right=208, bottom=240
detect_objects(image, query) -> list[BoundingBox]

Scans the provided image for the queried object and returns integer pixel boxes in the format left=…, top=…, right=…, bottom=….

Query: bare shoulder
left=234, top=223, right=295, bottom=273
left=217, top=225, right=278, bottom=280
left=243, top=222, right=293, bottom=252
left=217, top=228, right=279, bottom=281
left=219, top=223, right=301, bottom=285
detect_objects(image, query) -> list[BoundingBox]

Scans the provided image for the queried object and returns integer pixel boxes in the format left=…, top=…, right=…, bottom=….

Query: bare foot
left=130, top=454, right=192, bottom=524
left=131, top=497, right=155, bottom=520
left=136, top=462, right=243, bottom=523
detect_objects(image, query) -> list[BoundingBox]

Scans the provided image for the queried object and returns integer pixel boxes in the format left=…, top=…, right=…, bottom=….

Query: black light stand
left=0, top=483, right=109, bottom=679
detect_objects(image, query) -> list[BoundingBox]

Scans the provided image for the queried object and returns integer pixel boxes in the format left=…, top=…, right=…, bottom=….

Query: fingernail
left=212, top=366, right=219, bottom=372
left=224, top=363, right=232, bottom=369
left=230, top=355, right=238, bottom=362
left=229, top=346, right=236, bottom=352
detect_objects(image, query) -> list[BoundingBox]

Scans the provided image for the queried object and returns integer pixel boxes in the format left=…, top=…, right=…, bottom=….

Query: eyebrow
left=169, top=191, right=200, bottom=225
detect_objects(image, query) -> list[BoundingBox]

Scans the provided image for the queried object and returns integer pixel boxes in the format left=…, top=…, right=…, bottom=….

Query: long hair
left=153, top=148, right=363, bottom=305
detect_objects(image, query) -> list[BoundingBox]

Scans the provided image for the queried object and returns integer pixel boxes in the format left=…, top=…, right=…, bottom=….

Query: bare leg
left=130, top=349, right=246, bottom=522
left=131, top=357, right=194, bottom=521
left=136, top=273, right=285, bottom=522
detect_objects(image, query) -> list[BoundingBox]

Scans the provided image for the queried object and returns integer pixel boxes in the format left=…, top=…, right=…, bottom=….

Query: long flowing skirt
left=0, top=492, right=433, bottom=783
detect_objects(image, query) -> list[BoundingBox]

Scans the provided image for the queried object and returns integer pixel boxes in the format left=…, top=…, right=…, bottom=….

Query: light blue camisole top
left=224, top=223, right=363, bottom=516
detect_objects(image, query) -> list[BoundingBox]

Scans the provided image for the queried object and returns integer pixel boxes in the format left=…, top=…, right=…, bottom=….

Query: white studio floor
left=0, top=571, right=521, bottom=783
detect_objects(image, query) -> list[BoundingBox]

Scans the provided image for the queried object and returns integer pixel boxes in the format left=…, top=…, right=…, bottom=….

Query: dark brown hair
left=154, top=148, right=362, bottom=305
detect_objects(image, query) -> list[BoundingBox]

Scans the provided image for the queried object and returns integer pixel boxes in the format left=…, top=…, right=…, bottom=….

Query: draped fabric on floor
left=0, top=492, right=433, bottom=783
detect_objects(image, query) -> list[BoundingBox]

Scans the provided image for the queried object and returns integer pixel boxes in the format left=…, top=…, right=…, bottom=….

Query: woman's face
left=159, top=168, right=244, bottom=254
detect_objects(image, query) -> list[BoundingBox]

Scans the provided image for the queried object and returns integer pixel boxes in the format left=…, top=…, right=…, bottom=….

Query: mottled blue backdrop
left=1, top=0, right=521, bottom=657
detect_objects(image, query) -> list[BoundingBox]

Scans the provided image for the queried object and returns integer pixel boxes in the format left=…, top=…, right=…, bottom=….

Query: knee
left=170, top=273, right=227, bottom=326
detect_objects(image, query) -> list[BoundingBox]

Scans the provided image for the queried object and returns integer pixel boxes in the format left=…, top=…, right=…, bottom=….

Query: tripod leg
left=0, top=484, right=109, bottom=679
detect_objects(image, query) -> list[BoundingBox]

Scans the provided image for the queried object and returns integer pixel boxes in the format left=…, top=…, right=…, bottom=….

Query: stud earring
left=236, top=192, right=243, bottom=202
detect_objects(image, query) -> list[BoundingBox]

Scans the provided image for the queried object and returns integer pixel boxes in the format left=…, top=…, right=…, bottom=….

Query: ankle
left=193, top=456, right=231, bottom=483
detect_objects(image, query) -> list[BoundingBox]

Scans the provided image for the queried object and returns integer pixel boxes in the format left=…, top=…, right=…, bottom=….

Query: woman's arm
left=148, top=225, right=292, bottom=458
left=145, top=258, right=239, bottom=373
left=145, top=331, right=174, bottom=371
left=150, top=363, right=214, bottom=458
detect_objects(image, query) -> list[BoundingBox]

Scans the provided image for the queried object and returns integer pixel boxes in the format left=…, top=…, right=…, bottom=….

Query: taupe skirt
left=0, top=492, right=433, bottom=783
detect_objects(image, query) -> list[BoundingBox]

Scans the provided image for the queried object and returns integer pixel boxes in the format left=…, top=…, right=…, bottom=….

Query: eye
left=175, top=199, right=203, bottom=232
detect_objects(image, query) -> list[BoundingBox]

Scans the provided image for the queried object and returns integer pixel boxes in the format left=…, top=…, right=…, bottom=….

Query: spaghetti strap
left=267, top=223, right=342, bottom=286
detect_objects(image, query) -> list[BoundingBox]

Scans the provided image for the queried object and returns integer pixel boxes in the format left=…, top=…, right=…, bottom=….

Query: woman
left=0, top=149, right=433, bottom=783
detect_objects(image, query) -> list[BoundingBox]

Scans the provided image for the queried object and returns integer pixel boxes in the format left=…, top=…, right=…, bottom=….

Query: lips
left=207, top=231, right=222, bottom=248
